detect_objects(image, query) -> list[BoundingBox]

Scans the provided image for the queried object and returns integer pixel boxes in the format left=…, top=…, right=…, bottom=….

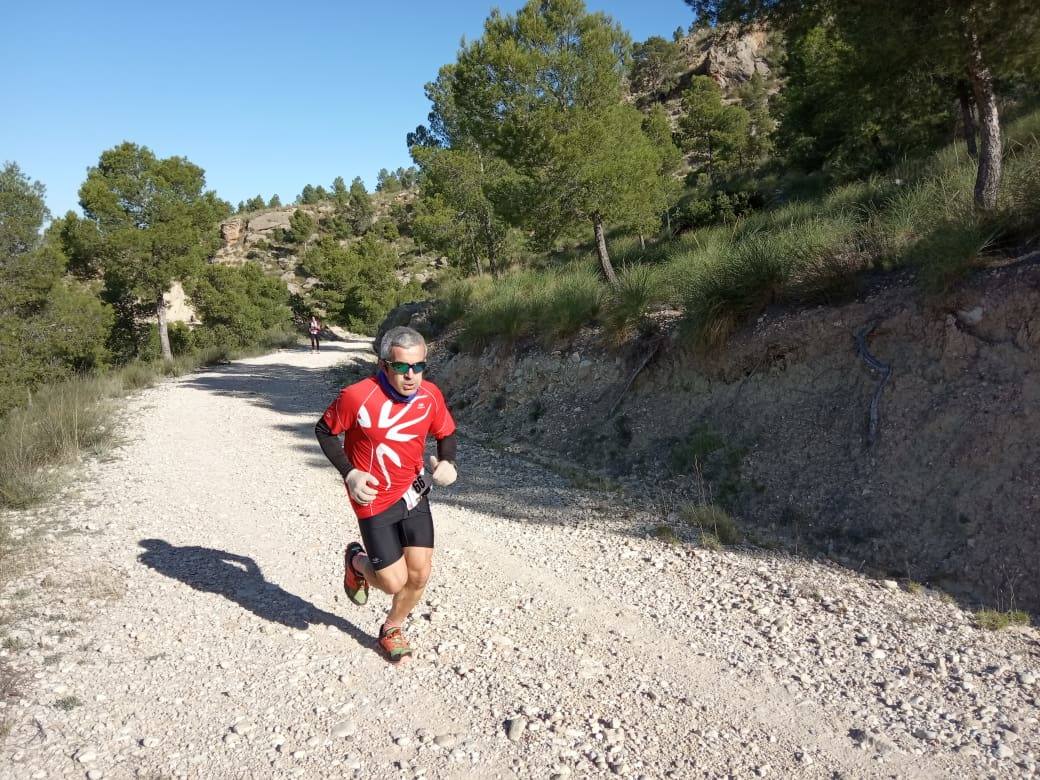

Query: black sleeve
left=436, top=433, right=457, bottom=464
left=315, top=416, right=353, bottom=477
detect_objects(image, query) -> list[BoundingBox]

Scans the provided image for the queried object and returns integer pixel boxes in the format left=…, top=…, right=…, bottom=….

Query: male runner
left=314, top=326, right=457, bottom=662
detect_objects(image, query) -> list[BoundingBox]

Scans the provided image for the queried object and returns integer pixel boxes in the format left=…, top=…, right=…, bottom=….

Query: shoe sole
left=344, top=546, right=369, bottom=605
left=381, top=645, right=413, bottom=664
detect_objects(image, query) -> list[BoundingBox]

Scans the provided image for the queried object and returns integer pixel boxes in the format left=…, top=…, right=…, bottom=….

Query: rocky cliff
left=416, top=259, right=1040, bottom=613
left=679, top=26, right=774, bottom=93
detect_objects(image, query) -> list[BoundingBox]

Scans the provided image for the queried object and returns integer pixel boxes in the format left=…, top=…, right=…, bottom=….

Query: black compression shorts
left=358, top=496, right=434, bottom=571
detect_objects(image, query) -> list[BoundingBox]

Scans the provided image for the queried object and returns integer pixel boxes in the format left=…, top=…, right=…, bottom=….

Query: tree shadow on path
left=137, top=538, right=377, bottom=655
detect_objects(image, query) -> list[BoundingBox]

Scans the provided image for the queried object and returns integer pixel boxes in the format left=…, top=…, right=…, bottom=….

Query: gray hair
left=379, top=326, right=426, bottom=360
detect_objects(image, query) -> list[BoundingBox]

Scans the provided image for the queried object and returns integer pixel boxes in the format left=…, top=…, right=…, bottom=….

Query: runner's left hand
left=426, top=456, right=457, bottom=487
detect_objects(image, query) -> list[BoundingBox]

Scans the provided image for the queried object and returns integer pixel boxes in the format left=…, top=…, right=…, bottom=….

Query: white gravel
left=1, top=337, right=1038, bottom=779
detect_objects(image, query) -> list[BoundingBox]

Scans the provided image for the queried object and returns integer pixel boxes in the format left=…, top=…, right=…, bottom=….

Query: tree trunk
left=480, top=210, right=498, bottom=276
left=593, top=216, right=618, bottom=287
left=156, top=291, right=173, bottom=362
left=965, top=28, right=1002, bottom=211
left=639, top=234, right=646, bottom=251
left=956, top=79, right=979, bottom=160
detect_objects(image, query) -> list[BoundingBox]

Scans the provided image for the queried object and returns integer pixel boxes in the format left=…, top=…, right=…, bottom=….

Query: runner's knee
left=372, top=567, right=408, bottom=594
left=407, top=564, right=430, bottom=589
left=374, top=569, right=405, bottom=594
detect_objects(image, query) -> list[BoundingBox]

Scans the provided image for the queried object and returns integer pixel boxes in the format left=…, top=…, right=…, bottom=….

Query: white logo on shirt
left=371, top=399, right=431, bottom=488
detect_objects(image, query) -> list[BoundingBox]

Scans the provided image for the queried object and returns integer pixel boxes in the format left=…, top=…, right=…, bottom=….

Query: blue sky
left=3, top=1, right=695, bottom=218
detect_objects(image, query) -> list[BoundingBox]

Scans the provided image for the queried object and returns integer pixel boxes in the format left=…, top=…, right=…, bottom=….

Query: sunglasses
left=385, top=360, right=427, bottom=375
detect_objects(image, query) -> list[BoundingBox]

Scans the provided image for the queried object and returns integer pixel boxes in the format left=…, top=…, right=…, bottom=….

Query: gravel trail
left=1, top=337, right=1038, bottom=779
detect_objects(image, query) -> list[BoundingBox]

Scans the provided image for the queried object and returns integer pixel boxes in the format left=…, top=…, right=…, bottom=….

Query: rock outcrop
left=220, top=217, right=244, bottom=248
left=682, top=26, right=773, bottom=92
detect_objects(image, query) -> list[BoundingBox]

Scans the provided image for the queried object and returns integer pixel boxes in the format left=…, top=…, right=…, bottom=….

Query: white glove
left=426, top=456, right=457, bottom=487
left=345, top=469, right=378, bottom=505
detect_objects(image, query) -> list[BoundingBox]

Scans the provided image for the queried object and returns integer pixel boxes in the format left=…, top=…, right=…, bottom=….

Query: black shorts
left=359, top=496, right=434, bottom=571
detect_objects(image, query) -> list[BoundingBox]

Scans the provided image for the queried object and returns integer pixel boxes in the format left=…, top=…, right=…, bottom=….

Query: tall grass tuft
left=542, top=269, right=605, bottom=340
left=455, top=266, right=606, bottom=351
left=682, top=216, right=859, bottom=345
left=910, top=217, right=998, bottom=293
left=430, top=276, right=483, bottom=330
left=681, top=231, right=792, bottom=347
left=604, top=264, right=668, bottom=339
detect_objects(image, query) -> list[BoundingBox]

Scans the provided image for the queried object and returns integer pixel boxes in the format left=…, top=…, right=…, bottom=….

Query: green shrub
left=669, top=426, right=726, bottom=474
left=681, top=232, right=791, bottom=346
left=699, top=532, right=722, bottom=550
left=975, top=609, right=1031, bottom=631
left=288, top=209, right=315, bottom=244
left=187, top=264, right=293, bottom=348
left=1001, top=148, right=1040, bottom=237
left=459, top=292, right=534, bottom=352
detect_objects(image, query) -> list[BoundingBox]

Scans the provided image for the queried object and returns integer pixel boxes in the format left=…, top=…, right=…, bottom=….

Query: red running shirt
left=321, top=376, right=456, bottom=518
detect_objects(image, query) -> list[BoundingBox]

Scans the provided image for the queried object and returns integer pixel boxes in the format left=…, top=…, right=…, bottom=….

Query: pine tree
left=78, top=142, right=227, bottom=361
left=428, top=0, right=670, bottom=284
left=679, top=76, right=751, bottom=178
left=347, top=177, right=373, bottom=234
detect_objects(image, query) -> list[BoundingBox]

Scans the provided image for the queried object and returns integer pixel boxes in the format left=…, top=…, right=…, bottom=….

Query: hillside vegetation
left=432, top=108, right=1040, bottom=351
left=404, top=0, right=1039, bottom=348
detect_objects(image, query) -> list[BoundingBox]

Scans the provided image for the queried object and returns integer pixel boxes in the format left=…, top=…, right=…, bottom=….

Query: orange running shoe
left=378, top=625, right=413, bottom=663
left=343, top=542, right=368, bottom=606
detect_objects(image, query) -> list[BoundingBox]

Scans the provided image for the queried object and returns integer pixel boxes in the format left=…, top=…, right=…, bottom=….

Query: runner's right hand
left=345, top=469, right=379, bottom=505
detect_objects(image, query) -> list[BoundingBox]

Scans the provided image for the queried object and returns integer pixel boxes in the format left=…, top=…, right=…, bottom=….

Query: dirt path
left=1, top=337, right=1037, bottom=779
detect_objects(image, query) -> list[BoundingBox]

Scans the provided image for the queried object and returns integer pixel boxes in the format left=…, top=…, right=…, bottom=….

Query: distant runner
left=314, top=326, right=458, bottom=662
left=309, top=315, right=322, bottom=352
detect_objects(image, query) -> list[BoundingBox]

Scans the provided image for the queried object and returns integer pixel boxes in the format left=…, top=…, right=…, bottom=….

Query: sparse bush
left=437, top=110, right=1040, bottom=351
left=445, top=263, right=609, bottom=350
left=910, top=217, right=998, bottom=293
left=2, top=636, right=28, bottom=651
left=651, top=525, right=680, bottom=544
left=699, top=532, right=722, bottom=550
left=459, top=292, right=534, bottom=352
left=682, top=216, right=858, bottom=346
left=680, top=503, right=741, bottom=545
left=53, top=695, right=82, bottom=711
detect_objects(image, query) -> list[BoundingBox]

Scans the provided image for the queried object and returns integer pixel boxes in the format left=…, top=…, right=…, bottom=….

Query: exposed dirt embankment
left=429, top=262, right=1040, bottom=612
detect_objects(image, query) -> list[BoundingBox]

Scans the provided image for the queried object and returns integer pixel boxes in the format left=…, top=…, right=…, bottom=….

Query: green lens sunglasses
left=386, top=360, right=427, bottom=375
